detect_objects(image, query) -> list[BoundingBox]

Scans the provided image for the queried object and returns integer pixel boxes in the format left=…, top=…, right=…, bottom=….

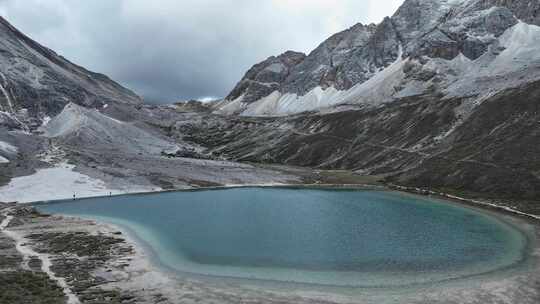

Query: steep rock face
left=224, top=51, right=306, bottom=104
left=0, top=17, right=141, bottom=129
left=410, top=5, right=518, bottom=60
left=473, top=0, right=540, bottom=25
left=391, top=0, right=455, bottom=44
left=281, top=23, right=379, bottom=95
left=216, top=0, right=540, bottom=116
left=184, top=79, right=540, bottom=213
left=317, top=19, right=403, bottom=93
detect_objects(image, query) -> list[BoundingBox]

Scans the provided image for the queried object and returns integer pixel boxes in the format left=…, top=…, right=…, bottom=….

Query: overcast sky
left=0, top=0, right=403, bottom=103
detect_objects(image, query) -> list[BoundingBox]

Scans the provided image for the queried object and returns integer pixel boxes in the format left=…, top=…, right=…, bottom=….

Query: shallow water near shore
left=37, top=188, right=529, bottom=289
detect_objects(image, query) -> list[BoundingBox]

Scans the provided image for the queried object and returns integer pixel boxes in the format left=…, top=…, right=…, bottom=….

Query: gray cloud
left=0, top=0, right=403, bottom=103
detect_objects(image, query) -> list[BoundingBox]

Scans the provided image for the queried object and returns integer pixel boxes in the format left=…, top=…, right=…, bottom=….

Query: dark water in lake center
left=37, top=188, right=527, bottom=287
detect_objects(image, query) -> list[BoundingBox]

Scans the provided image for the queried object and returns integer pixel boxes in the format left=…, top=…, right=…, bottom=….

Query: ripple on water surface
left=37, top=188, right=528, bottom=288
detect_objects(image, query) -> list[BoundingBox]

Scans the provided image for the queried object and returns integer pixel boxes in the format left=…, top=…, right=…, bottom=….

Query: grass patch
left=0, top=271, right=65, bottom=304
left=317, top=170, right=383, bottom=185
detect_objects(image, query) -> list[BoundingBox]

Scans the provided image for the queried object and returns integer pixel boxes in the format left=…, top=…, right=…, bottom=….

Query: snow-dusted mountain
left=0, top=2, right=539, bottom=215
left=0, top=15, right=294, bottom=200
left=215, top=0, right=540, bottom=116
left=0, top=16, right=141, bottom=131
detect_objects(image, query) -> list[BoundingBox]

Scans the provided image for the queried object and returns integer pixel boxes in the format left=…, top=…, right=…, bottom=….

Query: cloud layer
left=0, top=0, right=403, bottom=103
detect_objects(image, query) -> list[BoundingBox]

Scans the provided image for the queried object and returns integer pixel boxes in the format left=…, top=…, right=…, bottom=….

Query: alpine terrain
left=1, top=1, right=540, bottom=304
left=0, top=0, right=539, bottom=214
left=210, top=0, right=540, bottom=214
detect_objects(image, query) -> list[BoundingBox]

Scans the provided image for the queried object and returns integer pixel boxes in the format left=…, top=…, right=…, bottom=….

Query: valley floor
left=0, top=153, right=380, bottom=203
left=1, top=153, right=538, bottom=222
left=1, top=100, right=540, bottom=303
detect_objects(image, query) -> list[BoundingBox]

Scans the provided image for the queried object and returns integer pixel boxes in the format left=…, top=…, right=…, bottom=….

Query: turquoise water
left=37, top=188, right=527, bottom=287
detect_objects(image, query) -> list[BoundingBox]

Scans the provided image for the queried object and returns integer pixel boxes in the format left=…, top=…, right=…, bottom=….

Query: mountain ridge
left=0, top=16, right=141, bottom=130
left=1, top=2, right=539, bottom=217
left=215, top=0, right=540, bottom=116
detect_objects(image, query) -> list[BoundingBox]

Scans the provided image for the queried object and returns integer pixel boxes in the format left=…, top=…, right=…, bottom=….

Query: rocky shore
left=1, top=194, right=540, bottom=304
left=0, top=203, right=149, bottom=303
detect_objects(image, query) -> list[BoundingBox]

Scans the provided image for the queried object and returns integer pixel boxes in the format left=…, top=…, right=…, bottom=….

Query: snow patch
left=216, top=46, right=409, bottom=116
left=41, top=115, right=51, bottom=127
left=0, top=71, right=14, bottom=112
left=447, top=22, right=540, bottom=97
left=0, top=162, right=157, bottom=203
left=213, top=94, right=246, bottom=115
left=0, top=214, right=11, bottom=230
left=236, top=53, right=407, bottom=116
left=0, top=140, right=17, bottom=163
left=489, top=21, right=540, bottom=75
left=0, top=140, right=17, bottom=154
left=217, top=20, right=540, bottom=117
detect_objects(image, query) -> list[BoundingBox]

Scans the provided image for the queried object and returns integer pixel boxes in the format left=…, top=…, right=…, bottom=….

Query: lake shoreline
left=2, top=187, right=540, bottom=303
left=64, top=206, right=536, bottom=291
left=31, top=181, right=540, bottom=224
left=36, top=189, right=538, bottom=289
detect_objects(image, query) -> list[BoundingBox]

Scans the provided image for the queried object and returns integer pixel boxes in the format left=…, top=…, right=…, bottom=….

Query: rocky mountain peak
left=224, top=50, right=306, bottom=104
left=216, top=0, right=540, bottom=116
left=281, top=22, right=381, bottom=96
left=473, top=0, right=540, bottom=25
left=0, top=16, right=141, bottom=130
left=220, top=22, right=384, bottom=110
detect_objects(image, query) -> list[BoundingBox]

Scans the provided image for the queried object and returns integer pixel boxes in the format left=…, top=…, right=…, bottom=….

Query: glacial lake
left=37, top=188, right=528, bottom=288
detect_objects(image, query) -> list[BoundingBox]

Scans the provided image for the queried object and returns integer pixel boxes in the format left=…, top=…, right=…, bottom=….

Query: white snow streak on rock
left=0, top=214, right=12, bottom=230
left=0, top=139, right=17, bottom=163
left=490, top=21, right=540, bottom=75
left=0, top=71, right=14, bottom=112
left=0, top=140, right=18, bottom=154
left=217, top=21, right=540, bottom=117
left=446, top=22, right=540, bottom=99
left=41, top=115, right=51, bottom=127
left=213, top=94, right=246, bottom=115
left=219, top=47, right=407, bottom=116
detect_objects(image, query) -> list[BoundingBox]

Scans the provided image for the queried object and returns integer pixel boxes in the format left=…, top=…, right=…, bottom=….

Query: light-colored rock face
left=281, top=22, right=381, bottom=95
left=0, top=17, right=141, bottom=130
left=43, top=103, right=176, bottom=156
left=473, top=0, right=540, bottom=26
left=216, top=0, right=540, bottom=116
left=224, top=51, right=306, bottom=105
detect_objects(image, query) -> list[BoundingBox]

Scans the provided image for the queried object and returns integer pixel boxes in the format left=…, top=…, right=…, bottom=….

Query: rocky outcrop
left=224, top=51, right=306, bottom=104
left=473, top=0, right=540, bottom=26
left=0, top=17, right=141, bottom=129
left=185, top=79, right=540, bottom=213
left=281, top=23, right=379, bottom=95
left=216, top=0, right=540, bottom=116
left=0, top=7, right=538, bottom=218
